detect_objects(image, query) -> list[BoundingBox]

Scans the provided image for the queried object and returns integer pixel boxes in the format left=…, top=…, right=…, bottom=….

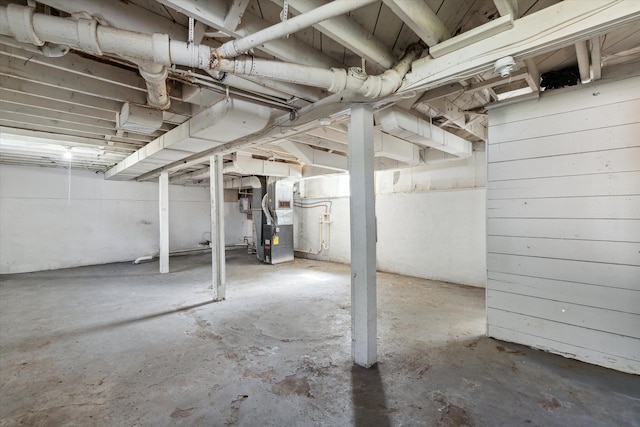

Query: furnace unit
left=260, top=178, right=294, bottom=264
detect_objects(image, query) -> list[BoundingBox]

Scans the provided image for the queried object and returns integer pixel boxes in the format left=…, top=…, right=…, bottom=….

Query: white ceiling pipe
left=122, top=56, right=171, bottom=109
left=575, top=40, right=591, bottom=83
left=1, top=4, right=421, bottom=101
left=213, top=45, right=423, bottom=98
left=36, top=0, right=320, bottom=102
left=213, top=0, right=377, bottom=60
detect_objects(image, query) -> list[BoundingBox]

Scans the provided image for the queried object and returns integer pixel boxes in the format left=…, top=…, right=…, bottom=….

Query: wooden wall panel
left=486, top=74, right=640, bottom=374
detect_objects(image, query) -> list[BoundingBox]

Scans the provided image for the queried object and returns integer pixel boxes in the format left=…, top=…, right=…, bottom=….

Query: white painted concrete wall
left=294, top=152, right=487, bottom=287
left=0, top=165, right=210, bottom=274
left=486, top=75, right=640, bottom=374
left=224, top=201, right=254, bottom=247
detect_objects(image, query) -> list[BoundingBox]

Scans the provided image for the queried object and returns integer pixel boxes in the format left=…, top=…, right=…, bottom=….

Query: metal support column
left=159, top=171, right=170, bottom=274
left=348, top=104, right=377, bottom=367
left=210, top=154, right=226, bottom=301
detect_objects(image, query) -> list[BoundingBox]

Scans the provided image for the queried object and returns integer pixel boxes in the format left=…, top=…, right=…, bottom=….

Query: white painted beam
left=591, top=36, right=602, bottom=81
left=0, top=111, right=154, bottom=143
left=159, top=171, right=170, bottom=274
left=223, top=0, right=252, bottom=31
left=1, top=77, right=122, bottom=113
left=210, top=154, right=226, bottom=301
left=348, top=104, right=377, bottom=368
left=523, top=58, right=540, bottom=91
left=0, top=126, right=137, bottom=152
left=429, top=14, right=514, bottom=58
left=493, top=0, right=518, bottom=18
left=0, top=89, right=116, bottom=122
left=0, top=57, right=191, bottom=116
left=38, top=0, right=189, bottom=40
left=404, top=0, right=640, bottom=92
left=381, top=0, right=450, bottom=47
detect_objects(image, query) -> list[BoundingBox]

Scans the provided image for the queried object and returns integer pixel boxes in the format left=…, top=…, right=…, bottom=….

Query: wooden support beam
left=382, top=0, right=450, bottom=47
left=210, top=154, right=226, bottom=301
left=159, top=172, right=170, bottom=274
left=223, top=0, right=251, bottom=31
left=590, top=36, right=603, bottom=81
left=348, top=104, right=377, bottom=368
left=493, top=0, right=519, bottom=18
left=404, top=0, right=640, bottom=92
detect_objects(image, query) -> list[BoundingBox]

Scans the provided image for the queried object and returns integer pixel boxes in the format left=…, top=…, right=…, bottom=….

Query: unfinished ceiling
left=1, top=0, right=639, bottom=183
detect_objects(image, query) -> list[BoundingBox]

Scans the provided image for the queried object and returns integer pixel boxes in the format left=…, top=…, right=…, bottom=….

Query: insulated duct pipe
left=213, top=0, right=377, bottom=59
left=0, top=4, right=421, bottom=100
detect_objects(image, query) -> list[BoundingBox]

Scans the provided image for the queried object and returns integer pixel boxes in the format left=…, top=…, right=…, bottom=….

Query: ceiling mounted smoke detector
left=494, top=56, right=516, bottom=77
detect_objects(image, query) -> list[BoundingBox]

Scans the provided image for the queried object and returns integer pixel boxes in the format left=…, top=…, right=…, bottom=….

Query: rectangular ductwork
left=378, top=107, right=472, bottom=158
left=118, top=103, right=163, bottom=134
left=106, top=98, right=272, bottom=180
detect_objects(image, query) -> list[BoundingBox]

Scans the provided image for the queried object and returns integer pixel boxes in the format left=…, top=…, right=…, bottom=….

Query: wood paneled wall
left=486, top=75, right=640, bottom=374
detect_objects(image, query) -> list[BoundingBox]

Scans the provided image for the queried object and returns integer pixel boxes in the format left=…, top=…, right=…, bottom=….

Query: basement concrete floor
left=1, top=251, right=638, bottom=427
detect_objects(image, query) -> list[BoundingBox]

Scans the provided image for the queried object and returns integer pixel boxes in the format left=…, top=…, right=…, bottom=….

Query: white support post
left=159, top=171, right=170, bottom=274
left=348, top=104, right=377, bottom=368
left=210, top=154, right=226, bottom=301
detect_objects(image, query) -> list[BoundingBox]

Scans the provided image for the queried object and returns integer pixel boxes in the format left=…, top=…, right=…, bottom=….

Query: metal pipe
left=213, top=0, right=377, bottom=60
left=132, top=247, right=212, bottom=264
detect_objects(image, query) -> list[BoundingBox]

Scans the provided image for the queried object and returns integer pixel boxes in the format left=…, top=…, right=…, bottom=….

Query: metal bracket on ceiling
left=280, top=0, right=289, bottom=38
left=188, top=16, right=196, bottom=69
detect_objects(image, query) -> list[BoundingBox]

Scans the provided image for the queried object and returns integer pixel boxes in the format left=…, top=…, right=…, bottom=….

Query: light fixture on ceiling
left=494, top=56, right=516, bottom=77
left=63, top=148, right=72, bottom=160
left=319, top=118, right=332, bottom=126
left=117, top=102, right=163, bottom=134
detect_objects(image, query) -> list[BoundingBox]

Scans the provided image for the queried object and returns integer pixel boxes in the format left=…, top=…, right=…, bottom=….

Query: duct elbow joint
left=139, top=64, right=171, bottom=110
left=328, top=68, right=348, bottom=92
left=358, top=70, right=401, bottom=98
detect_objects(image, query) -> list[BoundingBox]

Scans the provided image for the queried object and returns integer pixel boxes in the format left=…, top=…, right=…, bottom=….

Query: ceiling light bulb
left=319, top=118, right=332, bottom=126
left=63, top=149, right=72, bottom=160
